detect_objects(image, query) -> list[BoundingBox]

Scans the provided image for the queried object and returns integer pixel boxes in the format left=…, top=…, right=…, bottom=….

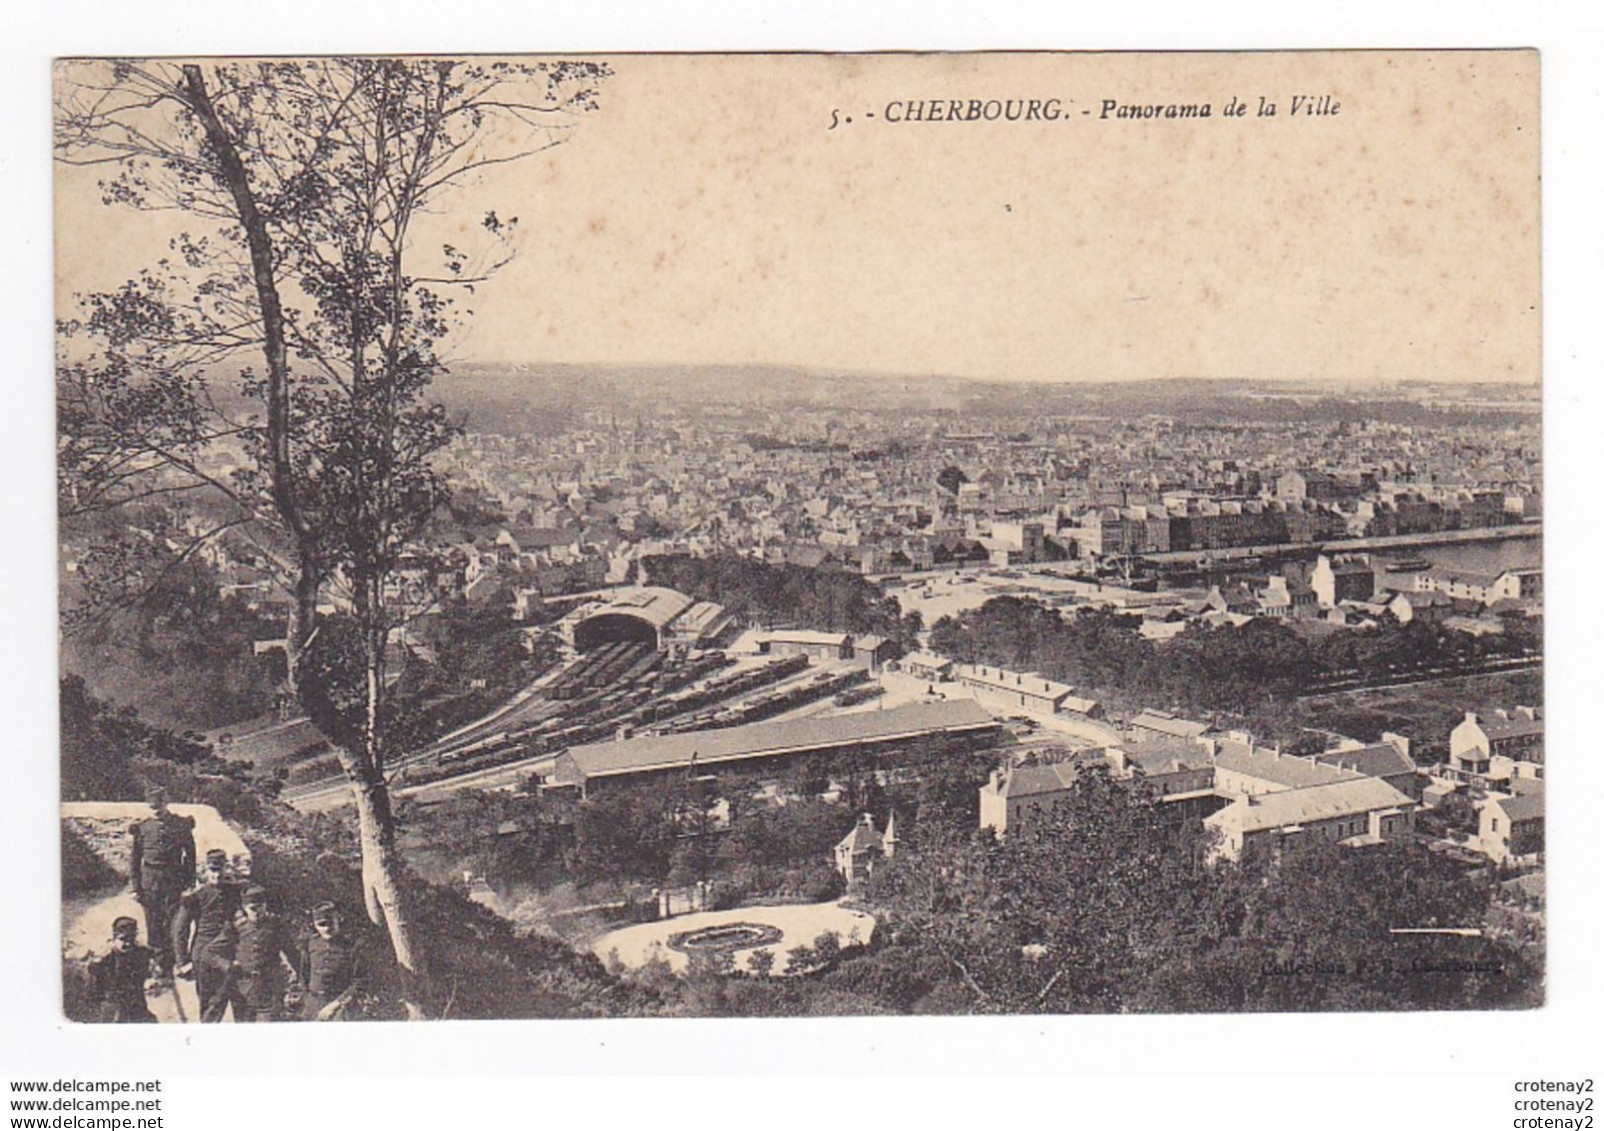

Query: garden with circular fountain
left=668, top=921, right=785, bottom=955
left=593, top=901, right=875, bottom=977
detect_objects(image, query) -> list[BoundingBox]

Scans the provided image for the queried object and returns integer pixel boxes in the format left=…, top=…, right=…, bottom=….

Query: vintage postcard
left=54, top=50, right=1541, bottom=1022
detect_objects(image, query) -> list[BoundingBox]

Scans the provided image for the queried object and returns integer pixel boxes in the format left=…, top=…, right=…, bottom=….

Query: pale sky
left=56, top=51, right=1541, bottom=384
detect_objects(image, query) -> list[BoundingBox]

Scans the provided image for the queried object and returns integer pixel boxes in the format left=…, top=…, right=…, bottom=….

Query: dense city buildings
left=58, top=374, right=1546, bottom=1019
left=51, top=51, right=1550, bottom=1032
left=411, top=382, right=1539, bottom=606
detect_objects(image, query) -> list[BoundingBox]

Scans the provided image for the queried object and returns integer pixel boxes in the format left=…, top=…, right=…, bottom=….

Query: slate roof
left=1407, top=590, right=1457, bottom=608
left=1121, top=741, right=1211, bottom=775
left=1315, top=743, right=1417, bottom=779
left=1478, top=711, right=1544, bottom=741
left=1131, top=711, right=1212, bottom=740
left=1490, top=791, right=1545, bottom=823
left=583, top=586, right=695, bottom=630
left=836, top=819, right=885, bottom=854
left=507, top=525, right=579, bottom=550
left=1213, top=778, right=1413, bottom=834
left=1426, top=565, right=1500, bottom=586
left=956, top=664, right=1074, bottom=701
left=1213, top=740, right=1361, bottom=790
left=992, top=761, right=1081, bottom=799
left=558, top=699, right=997, bottom=784
left=765, top=629, right=850, bottom=646
left=675, top=601, right=729, bottom=635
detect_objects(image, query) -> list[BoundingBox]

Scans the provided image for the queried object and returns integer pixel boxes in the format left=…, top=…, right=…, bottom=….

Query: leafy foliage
left=60, top=674, right=205, bottom=801
left=61, top=825, right=123, bottom=902
left=935, top=465, right=969, bottom=496
left=57, top=58, right=613, bottom=973
left=931, top=596, right=1541, bottom=727
left=61, top=528, right=283, bottom=732
left=853, top=768, right=1540, bottom=1014
left=645, top=552, right=919, bottom=647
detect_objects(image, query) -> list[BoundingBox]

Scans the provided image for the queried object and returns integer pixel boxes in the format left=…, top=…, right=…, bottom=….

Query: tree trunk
left=283, top=563, right=321, bottom=687
left=181, top=65, right=306, bottom=546
left=184, top=63, right=422, bottom=986
left=350, top=765, right=420, bottom=976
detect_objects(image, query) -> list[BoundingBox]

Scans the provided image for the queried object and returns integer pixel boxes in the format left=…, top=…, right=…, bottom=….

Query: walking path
left=62, top=802, right=250, bottom=1024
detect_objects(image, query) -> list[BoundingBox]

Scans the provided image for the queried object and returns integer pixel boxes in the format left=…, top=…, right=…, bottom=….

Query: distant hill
left=431, top=362, right=979, bottom=429
left=185, top=359, right=1538, bottom=435
left=432, top=363, right=1538, bottom=433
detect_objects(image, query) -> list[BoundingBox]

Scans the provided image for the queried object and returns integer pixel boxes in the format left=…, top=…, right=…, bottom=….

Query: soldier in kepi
left=297, top=902, right=368, bottom=1021
left=173, top=847, right=243, bottom=1022
left=128, top=786, right=195, bottom=980
left=86, top=916, right=158, bottom=1023
left=202, top=883, right=299, bottom=1023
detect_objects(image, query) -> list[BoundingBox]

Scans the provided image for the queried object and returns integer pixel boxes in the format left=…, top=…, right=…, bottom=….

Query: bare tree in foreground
left=56, top=57, right=610, bottom=982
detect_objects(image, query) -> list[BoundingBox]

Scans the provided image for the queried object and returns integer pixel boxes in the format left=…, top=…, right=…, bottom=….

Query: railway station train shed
left=571, top=586, right=726, bottom=652
left=547, top=699, right=1000, bottom=796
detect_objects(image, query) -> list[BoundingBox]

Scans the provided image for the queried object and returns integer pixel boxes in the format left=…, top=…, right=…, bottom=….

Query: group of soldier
left=86, top=787, right=369, bottom=1024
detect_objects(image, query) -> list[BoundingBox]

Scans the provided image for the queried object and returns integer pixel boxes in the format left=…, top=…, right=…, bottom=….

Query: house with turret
left=834, top=813, right=896, bottom=884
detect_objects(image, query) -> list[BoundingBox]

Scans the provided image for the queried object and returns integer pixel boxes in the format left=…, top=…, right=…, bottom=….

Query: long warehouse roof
left=560, top=699, right=997, bottom=782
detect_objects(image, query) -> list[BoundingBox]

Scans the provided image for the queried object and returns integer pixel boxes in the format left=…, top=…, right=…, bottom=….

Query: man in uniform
left=128, top=786, right=195, bottom=979
left=296, top=902, right=368, bottom=1021
left=86, top=916, right=157, bottom=1023
left=173, top=848, right=242, bottom=1022
left=204, top=884, right=299, bottom=1022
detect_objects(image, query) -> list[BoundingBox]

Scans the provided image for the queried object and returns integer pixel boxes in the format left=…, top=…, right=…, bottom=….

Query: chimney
left=1382, top=731, right=1411, bottom=759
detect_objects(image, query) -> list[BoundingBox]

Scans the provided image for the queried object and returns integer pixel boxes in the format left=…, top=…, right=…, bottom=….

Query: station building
left=569, top=586, right=727, bottom=653
left=547, top=699, right=1000, bottom=796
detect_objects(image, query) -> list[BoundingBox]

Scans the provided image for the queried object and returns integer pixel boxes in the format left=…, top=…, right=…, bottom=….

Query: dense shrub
left=61, top=825, right=122, bottom=902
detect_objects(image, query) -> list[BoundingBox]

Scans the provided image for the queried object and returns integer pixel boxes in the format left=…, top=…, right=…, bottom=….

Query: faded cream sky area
left=54, top=50, right=1540, bottom=384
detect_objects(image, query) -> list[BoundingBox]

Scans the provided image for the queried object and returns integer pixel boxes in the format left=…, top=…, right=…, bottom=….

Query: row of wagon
left=403, top=649, right=886, bottom=791
left=655, top=666, right=871, bottom=734
left=406, top=649, right=745, bottom=783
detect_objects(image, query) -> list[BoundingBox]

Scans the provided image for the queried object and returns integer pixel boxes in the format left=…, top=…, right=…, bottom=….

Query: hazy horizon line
left=442, top=359, right=1543, bottom=391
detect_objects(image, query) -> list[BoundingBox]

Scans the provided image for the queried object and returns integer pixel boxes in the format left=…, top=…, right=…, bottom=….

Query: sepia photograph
left=52, top=49, right=1545, bottom=1026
